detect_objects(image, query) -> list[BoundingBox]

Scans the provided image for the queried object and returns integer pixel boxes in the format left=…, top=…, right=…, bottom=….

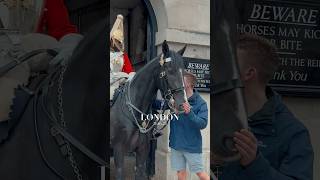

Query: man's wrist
left=184, top=109, right=195, bottom=119
left=242, top=152, right=269, bottom=177
left=240, top=149, right=259, bottom=167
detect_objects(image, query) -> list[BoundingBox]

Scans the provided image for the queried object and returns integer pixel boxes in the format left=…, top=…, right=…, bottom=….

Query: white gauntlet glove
left=50, top=33, right=83, bottom=66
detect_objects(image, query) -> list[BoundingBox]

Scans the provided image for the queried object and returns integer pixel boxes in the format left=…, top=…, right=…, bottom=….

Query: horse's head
left=157, top=40, right=188, bottom=114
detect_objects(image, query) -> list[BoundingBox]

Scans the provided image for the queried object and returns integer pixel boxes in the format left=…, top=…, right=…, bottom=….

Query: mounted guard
left=110, top=14, right=135, bottom=101
left=0, top=0, right=82, bottom=123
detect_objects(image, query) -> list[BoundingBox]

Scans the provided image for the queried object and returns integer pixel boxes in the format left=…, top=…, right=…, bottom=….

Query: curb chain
left=57, top=65, right=83, bottom=180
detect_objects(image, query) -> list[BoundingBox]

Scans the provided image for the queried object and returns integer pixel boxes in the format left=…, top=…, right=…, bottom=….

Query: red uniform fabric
left=36, top=0, right=78, bottom=40
left=122, top=53, right=134, bottom=73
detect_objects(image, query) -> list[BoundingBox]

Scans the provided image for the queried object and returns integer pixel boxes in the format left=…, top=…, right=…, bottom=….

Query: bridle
left=125, top=54, right=185, bottom=134
left=212, top=79, right=244, bottom=95
left=0, top=48, right=58, bottom=77
left=159, top=58, right=186, bottom=113
left=33, top=64, right=107, bottom=180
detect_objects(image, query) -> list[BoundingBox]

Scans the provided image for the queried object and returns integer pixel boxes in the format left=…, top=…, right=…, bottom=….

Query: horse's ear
left=177, top=45, right=187, bottom=56
left=162, top=40, right=169, bottom=56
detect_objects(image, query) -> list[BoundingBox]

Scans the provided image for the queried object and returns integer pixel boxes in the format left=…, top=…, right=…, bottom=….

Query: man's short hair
left=183, top=71, right=197, bottom=88
left=237, top=33, right=280, bottom=84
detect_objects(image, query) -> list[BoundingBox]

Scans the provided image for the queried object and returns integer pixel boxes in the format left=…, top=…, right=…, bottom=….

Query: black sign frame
left=238, top=0, right=320, bottom=97
left=184, top=58, right=211, bottom=92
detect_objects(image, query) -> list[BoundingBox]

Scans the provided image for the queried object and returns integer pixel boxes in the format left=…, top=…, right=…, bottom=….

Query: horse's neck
left=129, top=59, right=159, bottom=113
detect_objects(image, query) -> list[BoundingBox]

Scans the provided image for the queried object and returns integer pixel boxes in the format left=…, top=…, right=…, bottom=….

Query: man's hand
left=233, top=129, right=258, bottom=166
left=182, top=102, right=191, bottom=114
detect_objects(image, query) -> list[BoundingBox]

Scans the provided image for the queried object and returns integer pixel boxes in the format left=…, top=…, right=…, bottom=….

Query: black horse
left=0, top=21, right=107, bottom=180
left=212, top=0, right=248, bottom=163
left=110, top=41, right=187, bottom=180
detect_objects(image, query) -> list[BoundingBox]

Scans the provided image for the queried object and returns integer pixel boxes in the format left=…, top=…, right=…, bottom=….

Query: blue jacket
left=219, top=88, right=314, bottom=180
left=169, top=90, right=208, bottom=153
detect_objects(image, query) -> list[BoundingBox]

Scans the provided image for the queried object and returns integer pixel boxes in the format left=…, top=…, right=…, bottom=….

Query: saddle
left=0, top=33, right=81, bottom=143
left=0, top=33, right=58, bottom=122
left=110, top=72, right=135, bottom=102
left=110, top=83, right=125, bottom=107
left=0, top=62, right=63, bottom=144
left=0, top=33, right=82, bottom=122
left=0, top=75, right=46, bottom=144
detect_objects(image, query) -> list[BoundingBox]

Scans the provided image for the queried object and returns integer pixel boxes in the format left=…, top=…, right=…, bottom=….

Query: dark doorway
left=110, top=0, right=157, bottom=70
left=65, top=0, right=107, bottom=34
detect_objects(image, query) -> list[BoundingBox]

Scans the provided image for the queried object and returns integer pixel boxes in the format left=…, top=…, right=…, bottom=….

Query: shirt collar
left=188, top=89, right=198, bottom=103
left=248, top=87, right=277, bottom=126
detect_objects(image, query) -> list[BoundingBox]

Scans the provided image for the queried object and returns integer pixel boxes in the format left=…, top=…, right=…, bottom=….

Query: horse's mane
left=133, top=55, right=160, bottom=78
left=66, top=20, right=107, bottom=77
left=133, top=50, right=184, bottom=78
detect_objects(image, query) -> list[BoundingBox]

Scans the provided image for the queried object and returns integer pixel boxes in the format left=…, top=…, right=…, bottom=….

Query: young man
left=110, top=15, right=134, bottom=102
left=170, top=71, right=210, bottom=180
left=0, top=0, right=80, bottom=122
left=110, top=14, right=134, bottom=74
left=218, top=34, right=314, bottom=179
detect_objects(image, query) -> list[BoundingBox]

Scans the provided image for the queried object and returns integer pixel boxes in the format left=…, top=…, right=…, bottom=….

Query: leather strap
left=212, top=79, right=244, bottom=95
left=51, top=122, right=107, bottom=167
left=0, top=49, right=58, bottom=77
left=0, top=18, right=4, bottom=28
left=39, top=70, right=108, bottom=168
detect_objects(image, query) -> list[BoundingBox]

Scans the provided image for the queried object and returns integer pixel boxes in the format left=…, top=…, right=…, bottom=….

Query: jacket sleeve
left=122, top=53, right=134, bottom=74
left=242, top=129, right=314, bottom=180
left=185, top=102, right=208, bottom=129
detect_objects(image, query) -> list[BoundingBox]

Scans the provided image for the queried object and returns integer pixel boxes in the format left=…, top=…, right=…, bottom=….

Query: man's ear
left=243, top=67, right=257, bottom=81
left=184, top=78, right=192, bottom=89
